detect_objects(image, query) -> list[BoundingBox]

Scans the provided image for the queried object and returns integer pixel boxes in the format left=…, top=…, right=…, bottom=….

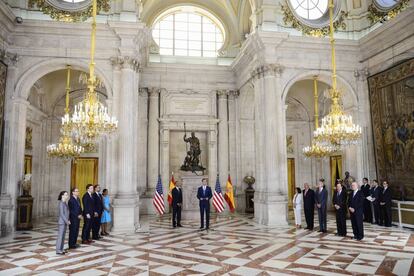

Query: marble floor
left=0, top=214, right=413, bottom=276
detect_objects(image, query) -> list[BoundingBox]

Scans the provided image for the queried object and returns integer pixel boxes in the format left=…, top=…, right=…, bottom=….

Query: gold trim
left=280, top=2, right=347, bottom=37
left=28, top=0, right=110, bottom=22
left=368, top=0, right=410, bottom=24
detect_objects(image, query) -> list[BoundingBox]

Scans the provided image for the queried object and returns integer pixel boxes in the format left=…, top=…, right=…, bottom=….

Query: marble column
left=217, top=90, right=229, bottom=186
left=251, top=64, right=288, bottom=226
left=107, top=57, right=122, bottom=197
left=137, top=88, right=148, bottom=195
left=160, top=127, right=170, bottom=193
left=228, top=90, right=239, bottom=193
left=147, top=88, right=160, bottom=193
left=112, top=56, right=140, bottom=233
left=208, top=129, right=218, bottom=186
left=1, top=96, right=29, bottom=235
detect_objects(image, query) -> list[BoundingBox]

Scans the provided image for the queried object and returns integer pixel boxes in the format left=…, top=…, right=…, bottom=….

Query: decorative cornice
left=251, top=64, right=284, bottom=80
left=28, top=0, right=110, bottom=22
left=280, top=2, right=348, bottom=37
left=368, top=0, right=410, bottom=24
left=121, top=56, right=140, bottom=72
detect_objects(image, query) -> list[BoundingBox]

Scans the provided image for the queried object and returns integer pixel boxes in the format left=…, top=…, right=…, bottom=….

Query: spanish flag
left=167, top=173, right=176, bottom=206
left=224, top=175, right=236, bottom=212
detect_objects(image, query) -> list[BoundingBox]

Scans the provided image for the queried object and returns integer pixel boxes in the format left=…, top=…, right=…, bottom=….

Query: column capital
left=251, top=63, right=284, bottom=80
left=138, top=87, right=148, bottom=97
left=217, top=89, right=229, bottom=98
left=354, top=68, right=369, bottom=82
left=148, top=87, right=162, bottom=97
left=228, top=90, right=240, bottom=99
left=0, top=50, right=19, bottom=67
left=111, top=56, right=140, bottom=72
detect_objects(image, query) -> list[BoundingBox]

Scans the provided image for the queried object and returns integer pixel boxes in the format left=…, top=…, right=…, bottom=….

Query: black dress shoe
left=69, top=246, right=77, bottom=249
left=304, top=227, right=309, bottom=230
left=199, top=226, right=204, bottom=229
left=172, top=225, right=176, bottom=228
left=177, top=224, right=183, bottom=227
left=56, top=252, right=65, bottom=255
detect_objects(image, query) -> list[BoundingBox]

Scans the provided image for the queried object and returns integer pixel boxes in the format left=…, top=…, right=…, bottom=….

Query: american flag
left=212, top=175, right=225, bottom=213
left=153, top=175, right=165, bottom=215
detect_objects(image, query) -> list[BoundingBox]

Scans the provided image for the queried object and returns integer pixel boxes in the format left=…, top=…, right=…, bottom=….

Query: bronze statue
left=181, top=131, right=205, bottom=173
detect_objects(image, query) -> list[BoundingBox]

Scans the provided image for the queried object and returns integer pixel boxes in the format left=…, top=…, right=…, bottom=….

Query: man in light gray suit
left=56, top=191, right=70, bottom=255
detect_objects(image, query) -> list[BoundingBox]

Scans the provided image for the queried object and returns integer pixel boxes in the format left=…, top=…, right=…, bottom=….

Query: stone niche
left=169, top=131, right=208, bottom=176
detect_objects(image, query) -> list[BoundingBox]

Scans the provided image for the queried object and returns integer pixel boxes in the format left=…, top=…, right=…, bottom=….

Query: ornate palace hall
left=1, top=0, right=414, bottom=274
left=0, top=215, right=413, bottom=275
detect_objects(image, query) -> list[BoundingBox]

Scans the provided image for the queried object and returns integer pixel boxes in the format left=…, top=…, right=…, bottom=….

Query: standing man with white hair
left=348, top=182, right=364, bottom=240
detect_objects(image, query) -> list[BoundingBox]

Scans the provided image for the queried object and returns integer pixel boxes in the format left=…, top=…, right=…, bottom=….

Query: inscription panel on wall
left=164, top=92, right=211, bottom=117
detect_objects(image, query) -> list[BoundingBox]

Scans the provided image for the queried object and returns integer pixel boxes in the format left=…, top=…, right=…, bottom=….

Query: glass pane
left=163, top=15, right=173, bottom=22
left=152, top=29, right=159, bottom=39
left=188, top=32, right=201, bottom=41
left=160, top=39, right=173, bottom=48
left=189, top=50, right=201, bottom=57
left=188, top=23, right=201, bottom=32
left=203, top=50, right=216, bottom=57
left=216, top=42, right=223, bottom=50
left=203, top=32, right=216, bottom=42
left=175, top=21, right=188, bottom=31
left=216, top=33, right=223, bottom=43
left=188, top=14, right=201, bottom=23
left=175, top=31, right=187, bottom=40
left=189, top=41, right=201, bottom=50
left=160, top=48, right=173, bottom=55
left=160, top=29, right=173, bottom=39
left=175, top=40, right=188, bottom=49
left=160, top=21, right=173, bottom=30
left=175, top=49, right=188, bottom=56
left=203, top=41, right=216, bottom=51
left=175, top=13, right=188, bottom=22
left=203, top=22, right=216, bottom=33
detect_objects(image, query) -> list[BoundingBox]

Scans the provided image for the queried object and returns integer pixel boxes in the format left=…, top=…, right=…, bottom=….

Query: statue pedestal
left=181, top=172, right=205, bottom=220
left=16, top=196, right=33, bottom=230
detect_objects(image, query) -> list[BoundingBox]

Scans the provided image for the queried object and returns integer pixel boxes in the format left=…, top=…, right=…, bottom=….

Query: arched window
left=152, top=7, right=225, bottom=57
left=61, top=0, right=87, bottom=3
left=374, top=0, right=401, bottom=9
left=289, top=0, right=328, bottom=20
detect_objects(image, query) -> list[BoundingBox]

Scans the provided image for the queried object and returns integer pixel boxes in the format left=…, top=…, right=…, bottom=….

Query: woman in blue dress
left=100, top=189, right=111, bottom=235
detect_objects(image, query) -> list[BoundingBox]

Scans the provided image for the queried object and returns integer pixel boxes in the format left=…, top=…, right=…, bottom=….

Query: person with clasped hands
left=56, top=191, right=70, bottom=255
left=197, top=178, right=212, bottom=230
left=348, top=182, right=364, bottom=241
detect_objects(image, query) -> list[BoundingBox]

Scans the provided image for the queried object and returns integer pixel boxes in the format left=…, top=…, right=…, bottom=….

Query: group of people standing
left=292, top=178, right=393, bottom=241
left=56, top=184, right=111, bottom=255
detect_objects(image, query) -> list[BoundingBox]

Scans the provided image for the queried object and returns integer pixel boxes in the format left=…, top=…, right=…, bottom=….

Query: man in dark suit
left=172, top=181, right=183, bottom=228
left=361, top=177, right=372, bottom=223
left=92, top=184, right=104, bottom=240
left=370, top=179, right=382, bottom=225
left=348, top=182, right=364, bottom=240
left=81, top=184, right=95, bottom=244
left=333, top=182, right=347, bottom=236
left=197, top=178, right=212, bottom=230
left=68, top=187, right=82, bottom=249
left=380, top=180, right=392, bottom=227
left=303, top=183, right=315, bottom=230
left=315, top=178, right=327, bottom=233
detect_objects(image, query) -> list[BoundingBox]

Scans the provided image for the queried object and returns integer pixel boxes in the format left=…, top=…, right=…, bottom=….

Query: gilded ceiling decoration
left=368, top=0, right=410, bottom=24
left=280, top=2, right=348, bottom=37
left=28, top=0, right=110, bottom=22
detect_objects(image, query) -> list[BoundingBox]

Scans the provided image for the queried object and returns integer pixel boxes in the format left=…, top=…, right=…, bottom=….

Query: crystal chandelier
left=313, top=0, right=362, bottom=146
left=303, top=76, right=339, bottom=158
left=47, top=65, right=84, bottom=160
left=70, top=0, right=117, bottom=145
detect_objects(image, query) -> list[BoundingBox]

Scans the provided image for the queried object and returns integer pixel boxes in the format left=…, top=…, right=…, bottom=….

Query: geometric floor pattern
left=0, top=214, right=413, bottom=275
